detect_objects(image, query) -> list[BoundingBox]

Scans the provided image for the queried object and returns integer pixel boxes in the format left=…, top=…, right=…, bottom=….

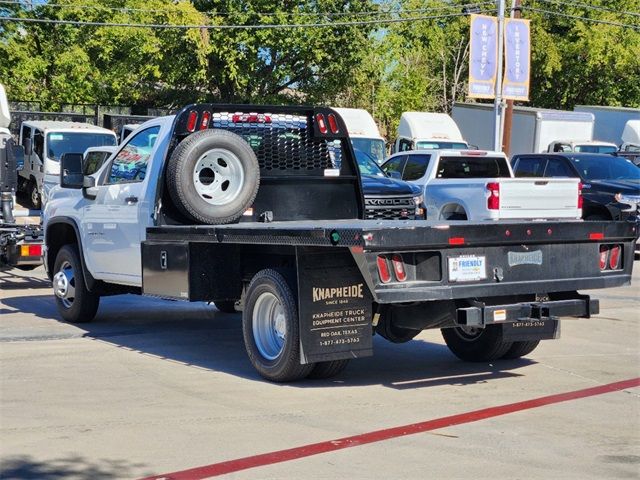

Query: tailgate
left=499, top=178, right=580, bottom=219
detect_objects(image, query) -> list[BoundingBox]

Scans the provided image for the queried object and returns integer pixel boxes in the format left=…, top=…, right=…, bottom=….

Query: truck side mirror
left=13, top=145, right=25, bottom=171
left=60, top=152, right=85, bottom=189
left=24, top=138, right=32, bottom=156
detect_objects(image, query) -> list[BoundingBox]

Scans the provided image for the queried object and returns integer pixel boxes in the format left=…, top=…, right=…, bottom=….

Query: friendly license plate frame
left=448, top=255, right=487, bottom=282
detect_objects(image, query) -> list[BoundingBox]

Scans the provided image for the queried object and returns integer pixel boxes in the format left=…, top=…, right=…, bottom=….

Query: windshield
left=354, top=149, right=385, bottom=177
left=575, top=145, right=618, bottom=154
left=569, top=155, right=640, bottom=181
left=47, top=132, right=117, bottom=161
left=351, top=138, right=386, bottom=165
left=416, top=141, right=468, bottom=150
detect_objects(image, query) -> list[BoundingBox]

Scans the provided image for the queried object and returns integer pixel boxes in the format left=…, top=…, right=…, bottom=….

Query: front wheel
left=28, top=181, right=41, bottom=209
left=53, top=244, right=100, bottom=323
left=242, top=269, right=314, bottom=382
left=441, top=325, right=513, bottom=362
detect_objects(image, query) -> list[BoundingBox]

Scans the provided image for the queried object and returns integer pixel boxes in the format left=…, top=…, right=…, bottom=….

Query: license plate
left=448, top=255, right=487, bottom=282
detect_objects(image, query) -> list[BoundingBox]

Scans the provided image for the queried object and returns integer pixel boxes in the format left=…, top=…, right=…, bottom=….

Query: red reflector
left=599, top=246, right=609, bottom=270
left=327, top=113, right=339, bottom=134
left=487, top=182, right=500, bottom=210
left=589, top=232, right=604, bottom=240
left=231, top=113, right=271, bottom=123
left=200, top=111, right=211, bottom=130
left=316, top=113, right=328, bottom=134
left=577, top=182, right=583, bottom=209
left=448, top=237, right=465, bottom=245
left=391, top=254, right=407, bottom=282
left=609, top=245, right=621, bottom=270
left=376, top=255, right=392, bottom=283
left=186, top=111, right=198, bottom=132
left=29, top=244, right=42, bottom=256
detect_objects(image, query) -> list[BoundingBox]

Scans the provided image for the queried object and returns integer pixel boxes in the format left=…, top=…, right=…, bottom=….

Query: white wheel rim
left=252, top=292, right=287, bottom=361
left=53, top=260, right=75, bottom=309
left=192, top=148, right=245, bottom=206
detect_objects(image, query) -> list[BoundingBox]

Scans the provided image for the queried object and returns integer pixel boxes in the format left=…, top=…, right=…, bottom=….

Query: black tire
left=52, top=244, right=100, bottom=323
left=166, top=129, right=260, bottom=225
left=441, top=325, right=513, bottom=362
left=307, top=360, right=350, bottom=379
left=242, top=269, right=314, bottom=382
left=214, top=300, right=237, bottom=313
left=376, top=313, right=421, bottom=343
left=28, top=180, right=41, bottom=209
left=502, top=340, right=540, bottom=359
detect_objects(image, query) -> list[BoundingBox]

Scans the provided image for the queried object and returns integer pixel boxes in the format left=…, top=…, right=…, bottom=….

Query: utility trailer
left=45, top=104, right=637, bottom=382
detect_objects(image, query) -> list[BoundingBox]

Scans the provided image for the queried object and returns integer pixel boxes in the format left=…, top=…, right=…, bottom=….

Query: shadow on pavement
left=0, top=270, right=50, bottom=290
left=0, top=454, right=150, bottom=480
left=1, top=293, right=534, bottom=389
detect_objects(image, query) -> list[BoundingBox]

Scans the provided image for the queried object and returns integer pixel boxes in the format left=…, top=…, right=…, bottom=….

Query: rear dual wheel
left=441, top=325, right=541, bottom=361
left=242, top=270, right=349, bottom=382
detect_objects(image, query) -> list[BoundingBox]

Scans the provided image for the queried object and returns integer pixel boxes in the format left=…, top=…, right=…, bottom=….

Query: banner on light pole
left=502, top=18, right=531, bottom=101
left=468, top=14, right=499, bottom=99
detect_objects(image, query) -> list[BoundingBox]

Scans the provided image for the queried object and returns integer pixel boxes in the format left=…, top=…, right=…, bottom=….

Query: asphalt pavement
left=1, top=265, right=638, bottom=480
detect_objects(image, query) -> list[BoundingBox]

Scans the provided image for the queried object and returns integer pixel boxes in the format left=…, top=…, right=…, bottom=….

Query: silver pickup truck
left=382, top=149, right=582, bottom=221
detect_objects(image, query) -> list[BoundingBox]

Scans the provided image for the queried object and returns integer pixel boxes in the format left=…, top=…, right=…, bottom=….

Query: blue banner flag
left=468, top=14, right=499, bottom=99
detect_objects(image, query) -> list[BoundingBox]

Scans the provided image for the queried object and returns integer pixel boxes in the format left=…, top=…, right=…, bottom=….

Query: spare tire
left=166, top=129, right=260, bottom=224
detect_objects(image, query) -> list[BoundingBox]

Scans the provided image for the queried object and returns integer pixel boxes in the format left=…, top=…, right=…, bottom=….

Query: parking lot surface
left=1, top=265, right=639, bottom=479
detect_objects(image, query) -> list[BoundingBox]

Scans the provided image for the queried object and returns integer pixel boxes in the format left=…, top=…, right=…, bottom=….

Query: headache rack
left=159, top=104, right=365, bottom=224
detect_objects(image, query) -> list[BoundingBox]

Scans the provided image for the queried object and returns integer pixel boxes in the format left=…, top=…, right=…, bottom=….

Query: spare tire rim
left=53, top=260, right=75, bottom=309
left=453, top=325, right=483, bottom=342
left=193, top=148, right=245, bottom=206
left=252, top=292, right=286, bottom=361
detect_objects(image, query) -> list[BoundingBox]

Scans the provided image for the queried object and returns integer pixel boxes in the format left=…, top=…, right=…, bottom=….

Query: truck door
left=82, top=125, right=160, bottom=284
left=19, top=125, right=31, bottom=185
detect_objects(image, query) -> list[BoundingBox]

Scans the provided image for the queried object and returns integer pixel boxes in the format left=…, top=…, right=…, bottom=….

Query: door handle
left=125, top=196, right=138, bottom=205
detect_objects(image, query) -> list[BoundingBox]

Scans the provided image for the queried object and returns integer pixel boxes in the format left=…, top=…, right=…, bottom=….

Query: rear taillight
left=200, top=111, right=211, bottom=130
left=377, top=255, right=392, bottom=283
left=578, top=182, right=583, bottom=209
left=487, top=182, right=500, bottom=210
left=316, top=113, right=328, bottom=134
left=327, top=113, right=339, bottom=134
left=186, top=110, right=198, bottom=132
left=609, top=245, right=621, bottom=270
left=599, top=246, right=609, bottom=270
left=20, top=244, right=42, bottom=257
left=391, top=254, right=407, bottom=282
left=599, top=244, right=623, bottom=271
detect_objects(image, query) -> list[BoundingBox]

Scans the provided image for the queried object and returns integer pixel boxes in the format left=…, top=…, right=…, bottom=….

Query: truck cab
left=332, top=107, right=387, bottom=165
left=393, top=112, right=468, bottom=153
left=18, top=121, right=117, bottom=208
left=547, top=139, right=618, bottom=154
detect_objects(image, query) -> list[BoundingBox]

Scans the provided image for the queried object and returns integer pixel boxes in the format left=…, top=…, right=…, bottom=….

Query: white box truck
left=574, top=105, right=640, bottom=146
left=392, top=112, right=469, bottom=153
left=332, top=107, right=387, bottom=164
left=17, top=121, right=117, bottom=208
left=451, top=103, right=610, bottom=156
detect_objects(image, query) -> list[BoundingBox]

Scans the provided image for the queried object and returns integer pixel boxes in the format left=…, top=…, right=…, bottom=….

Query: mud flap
left=296, top=247, right=373, bottom=364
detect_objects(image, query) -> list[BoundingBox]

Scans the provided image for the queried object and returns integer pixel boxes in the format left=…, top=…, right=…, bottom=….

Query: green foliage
left=0, top=0, right=638, bottom=124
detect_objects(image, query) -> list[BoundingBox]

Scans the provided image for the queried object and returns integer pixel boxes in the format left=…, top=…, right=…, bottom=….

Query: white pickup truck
left=381, top=149, right=582, bottom=221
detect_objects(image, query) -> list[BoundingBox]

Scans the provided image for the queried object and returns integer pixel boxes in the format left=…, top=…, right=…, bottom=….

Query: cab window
left=106, top=126, right=160, bottom=184
left=402, top=154, right=431, bottom=181
left=33, top=129, right=44, bottom=160
left=513, top=156, right=546, bottom=177
left=544, top=158, right=576, bottom=177
left=382, top=155, right=407, bottom=178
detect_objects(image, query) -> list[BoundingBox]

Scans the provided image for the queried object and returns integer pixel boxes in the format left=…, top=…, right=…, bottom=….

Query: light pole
left=493, top=0, right=506, bottom=151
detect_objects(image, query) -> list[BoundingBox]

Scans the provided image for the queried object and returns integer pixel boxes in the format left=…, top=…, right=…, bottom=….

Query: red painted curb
left=142, top=377, right=640, bottom=480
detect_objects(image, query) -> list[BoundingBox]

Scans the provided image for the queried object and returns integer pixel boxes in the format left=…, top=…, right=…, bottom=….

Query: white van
left=393, top=112, right=468, bottom=153
left=18, top=121, right=117, bottom=208
left=333, top=108, right=387, bottom=165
